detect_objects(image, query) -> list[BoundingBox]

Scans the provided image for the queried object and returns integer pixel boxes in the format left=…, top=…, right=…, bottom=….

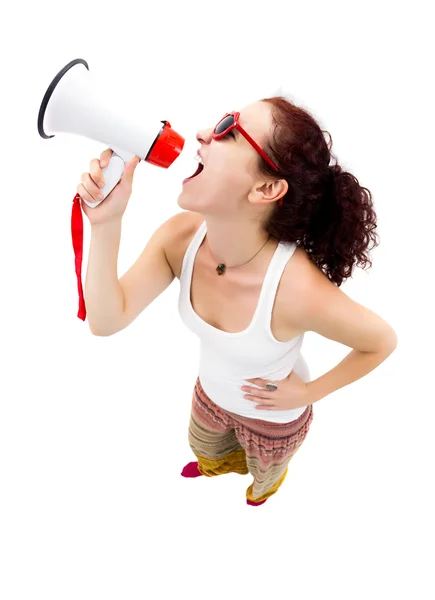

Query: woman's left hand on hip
left=241, top=370, right=309, bottom=410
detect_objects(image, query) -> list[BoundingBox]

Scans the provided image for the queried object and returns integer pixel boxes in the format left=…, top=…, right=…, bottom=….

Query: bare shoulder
left=282, top=245, right=319, bottom=287
left=163, top=211, right=205, bottom=279
left=281, top=243, right=397, bottom=350
left=279, top=244, right=332, bottom=321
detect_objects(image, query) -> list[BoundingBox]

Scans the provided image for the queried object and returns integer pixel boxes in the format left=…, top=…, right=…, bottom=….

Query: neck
left=202, top=215, right=273, bottom=269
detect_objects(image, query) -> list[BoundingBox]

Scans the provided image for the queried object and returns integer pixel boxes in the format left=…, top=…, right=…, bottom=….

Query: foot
left=247, top=498, right=268, bottom=506
left=181, top=461, right=203, bottom=478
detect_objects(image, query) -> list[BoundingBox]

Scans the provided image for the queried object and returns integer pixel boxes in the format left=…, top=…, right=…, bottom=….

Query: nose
left=196, top=126, right=214, bottom=146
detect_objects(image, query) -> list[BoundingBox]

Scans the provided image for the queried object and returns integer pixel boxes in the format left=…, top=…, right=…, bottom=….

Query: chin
left=177, top=187, right=204, bottom=209
left=177, top=185, right=223, bottom=214
left=176, top=191, right=193, bottom=210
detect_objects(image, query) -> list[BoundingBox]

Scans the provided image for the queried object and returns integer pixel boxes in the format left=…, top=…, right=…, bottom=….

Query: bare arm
left=285, top=252, right=397, bottom=403
left=85, top=219, right=125, bottom=335
left=85, top=212, right=191, bottom=336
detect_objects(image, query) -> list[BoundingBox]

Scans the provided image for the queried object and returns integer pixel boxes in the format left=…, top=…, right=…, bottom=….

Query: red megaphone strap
left=71, top=194, right=86, bottom=320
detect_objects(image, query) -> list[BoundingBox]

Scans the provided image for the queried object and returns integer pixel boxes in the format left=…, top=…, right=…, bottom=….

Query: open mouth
left=183, top=161, right=204, bottom=184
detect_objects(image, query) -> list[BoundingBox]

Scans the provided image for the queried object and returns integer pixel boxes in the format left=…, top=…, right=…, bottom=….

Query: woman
left=78, top=96, right=398, bottom=507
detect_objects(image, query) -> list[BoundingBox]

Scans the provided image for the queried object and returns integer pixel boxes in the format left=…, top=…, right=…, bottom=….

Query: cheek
left=227, top=171, right=254, bottom=194
left=211, top=159, right=253, bottom=190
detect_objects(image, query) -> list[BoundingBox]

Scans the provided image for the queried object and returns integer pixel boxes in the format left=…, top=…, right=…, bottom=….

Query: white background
left=1, top=1, right=434, bottom=598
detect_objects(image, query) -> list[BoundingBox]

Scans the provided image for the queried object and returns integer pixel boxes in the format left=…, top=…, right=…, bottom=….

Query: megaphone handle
left=81, top=152, right=127, bottom=208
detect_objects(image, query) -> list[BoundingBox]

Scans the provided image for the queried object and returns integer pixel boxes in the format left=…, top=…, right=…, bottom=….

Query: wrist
left=305, top=380, right=324, bottom=405
left=91, top=218, right=122, bottom=230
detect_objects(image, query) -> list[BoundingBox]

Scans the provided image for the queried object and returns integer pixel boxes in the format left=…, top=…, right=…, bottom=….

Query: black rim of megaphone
left=38, top=58, right=89, bottom=139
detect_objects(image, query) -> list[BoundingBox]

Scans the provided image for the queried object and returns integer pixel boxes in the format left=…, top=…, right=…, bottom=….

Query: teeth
left=194, top=154, right=204, bottom=165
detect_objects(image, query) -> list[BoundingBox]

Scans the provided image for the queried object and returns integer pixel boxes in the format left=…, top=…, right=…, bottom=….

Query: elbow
left=89, top=326, right=117, bottom=337
left=378, top=328, right=398, bottom=353
left=388, top=326, right=398, bottom=348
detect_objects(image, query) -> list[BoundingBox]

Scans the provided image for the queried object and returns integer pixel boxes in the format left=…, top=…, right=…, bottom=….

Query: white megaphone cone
left=37, top=58, right=185, bottom=207
left=37, top=58, right=186, bottom=322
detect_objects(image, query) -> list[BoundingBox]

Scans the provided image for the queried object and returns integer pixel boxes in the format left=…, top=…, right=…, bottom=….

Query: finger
left=80, top=172, right=104, bottom=202
left=246, top=378, right=266, bottom=385
left=245, top=385, right=277, bottom=395
left=251, top=390, right=275, bottom=399
left=100, top=148, right=113, bottom=168
left=121, top=155, right=141, bottom=185
left=89, top=158, right=106, bottom=189
left=246, top=378, right=279, bottom=390
left=245, top=394, right=273, bottom=402
left=77, top=182, right=102, bottom=205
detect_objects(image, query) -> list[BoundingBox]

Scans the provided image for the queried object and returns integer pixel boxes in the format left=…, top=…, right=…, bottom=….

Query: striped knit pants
left=188, top=376, right=314, bottom=503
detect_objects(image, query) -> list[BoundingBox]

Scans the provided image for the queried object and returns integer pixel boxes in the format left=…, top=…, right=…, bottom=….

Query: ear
left=248, top=178, right=288, bottom=206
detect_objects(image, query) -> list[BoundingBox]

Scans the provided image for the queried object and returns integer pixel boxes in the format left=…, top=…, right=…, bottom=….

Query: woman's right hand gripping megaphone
left=77, top=148, right=142, bottom=225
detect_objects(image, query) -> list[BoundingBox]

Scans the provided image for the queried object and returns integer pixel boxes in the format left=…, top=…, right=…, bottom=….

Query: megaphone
left=37, top=58, right=185, bottom=208
left=37, top=58, right=186, bottom=322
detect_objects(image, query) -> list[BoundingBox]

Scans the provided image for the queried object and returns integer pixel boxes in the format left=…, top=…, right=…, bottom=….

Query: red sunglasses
left=212, top=112, right=283, bottom=206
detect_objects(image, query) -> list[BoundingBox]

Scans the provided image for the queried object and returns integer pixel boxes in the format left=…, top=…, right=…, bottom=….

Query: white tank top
left=178, top=220, right=310, bottom=423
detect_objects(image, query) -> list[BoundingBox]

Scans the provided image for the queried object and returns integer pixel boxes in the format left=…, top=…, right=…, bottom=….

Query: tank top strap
left=257, top=240, right=299, bottom=323
left=180, top=219, right=207, bottom=280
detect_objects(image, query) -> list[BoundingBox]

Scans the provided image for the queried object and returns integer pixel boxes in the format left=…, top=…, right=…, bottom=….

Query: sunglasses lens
left=215, top=115, right=235, bottom=135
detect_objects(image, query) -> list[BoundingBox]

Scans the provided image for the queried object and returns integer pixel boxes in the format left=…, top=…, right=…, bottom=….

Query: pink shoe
left=247, top=498, right=267, bottom=506
left=181, top=461, right=203, bottom=478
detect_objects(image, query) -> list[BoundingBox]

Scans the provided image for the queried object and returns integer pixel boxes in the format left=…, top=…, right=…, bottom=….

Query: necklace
left=206, top=235, right=272, bottom=275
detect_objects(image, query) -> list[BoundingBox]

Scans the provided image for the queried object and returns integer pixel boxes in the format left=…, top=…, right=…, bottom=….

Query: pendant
left=216, top=263, right=226, bottom=275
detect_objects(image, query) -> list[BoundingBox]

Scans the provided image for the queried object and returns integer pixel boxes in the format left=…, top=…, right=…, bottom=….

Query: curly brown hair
left=258, top=96, right=379, bottom=287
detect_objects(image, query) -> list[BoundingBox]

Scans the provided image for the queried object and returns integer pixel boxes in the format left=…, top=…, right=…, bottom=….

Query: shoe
left=181, top=461, right=203, bottom=478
